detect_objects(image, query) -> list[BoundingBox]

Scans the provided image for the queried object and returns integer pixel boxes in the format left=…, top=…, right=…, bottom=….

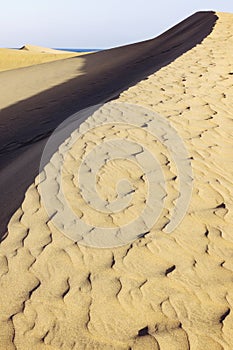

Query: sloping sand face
left=0, top=56, right=86, bottom=110
left=0, top=11, right=233, bottom=350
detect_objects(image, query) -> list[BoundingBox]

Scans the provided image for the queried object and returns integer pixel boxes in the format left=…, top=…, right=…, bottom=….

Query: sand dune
left=1, top=10, right=233, bottom=350
left=0, top=11, right=217, bottom=235
left=19, top=44, right=77, bottom=54
left=0, top=45, right=90, bottom=72
left=20, top=44, right=92, bottom=55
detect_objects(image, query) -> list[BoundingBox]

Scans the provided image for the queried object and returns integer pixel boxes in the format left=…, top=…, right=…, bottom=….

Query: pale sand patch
left=1, top=12, right=233, bottom=350
left=0, top=45, right=91, bottom=73
left=0, top=55, right=86, bottom=110
left=38, top=103, right=182, bottom=247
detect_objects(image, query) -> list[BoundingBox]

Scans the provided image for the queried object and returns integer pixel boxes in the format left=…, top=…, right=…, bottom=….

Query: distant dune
left=19, top=44, right=75, bottom=54
left=1, top=10, right=233, bottom=350
left=0, top=45, right=91, bottom=72
left=19, top=44, right=92, bottom=55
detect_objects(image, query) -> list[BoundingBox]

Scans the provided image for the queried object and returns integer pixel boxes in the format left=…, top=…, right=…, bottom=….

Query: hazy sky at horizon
left=1, top=1, right=233, bottom=49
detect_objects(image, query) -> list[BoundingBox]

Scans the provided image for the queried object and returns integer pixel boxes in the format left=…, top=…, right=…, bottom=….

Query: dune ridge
left=1, top=11, right=233, bottom=350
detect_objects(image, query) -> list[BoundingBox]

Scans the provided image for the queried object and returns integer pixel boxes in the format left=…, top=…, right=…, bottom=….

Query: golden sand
left=0, top=44, right=91, bottom=72
left=0, top=12, right=233, bottom=350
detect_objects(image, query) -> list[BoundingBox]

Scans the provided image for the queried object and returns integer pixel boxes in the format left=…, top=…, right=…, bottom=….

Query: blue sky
left=1, top=0, right=233, bottom=49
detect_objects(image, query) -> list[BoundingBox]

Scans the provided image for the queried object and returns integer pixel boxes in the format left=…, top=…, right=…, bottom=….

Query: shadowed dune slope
left=0, top=11, right=217, bottom=237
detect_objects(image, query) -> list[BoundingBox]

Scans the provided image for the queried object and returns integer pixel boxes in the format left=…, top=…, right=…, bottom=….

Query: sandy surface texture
left=0, top=45, right=89, bottom=72
left=1, top=11, right=233, bottom=350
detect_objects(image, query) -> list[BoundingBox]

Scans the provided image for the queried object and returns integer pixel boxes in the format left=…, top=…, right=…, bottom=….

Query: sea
left=55, top=48, right=101, bottom=52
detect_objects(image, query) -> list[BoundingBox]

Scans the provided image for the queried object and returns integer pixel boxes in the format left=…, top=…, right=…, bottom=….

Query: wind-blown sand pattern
left=1, top=11, right=233, bottom=350
left=0, top=45, right=89, bottom=72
